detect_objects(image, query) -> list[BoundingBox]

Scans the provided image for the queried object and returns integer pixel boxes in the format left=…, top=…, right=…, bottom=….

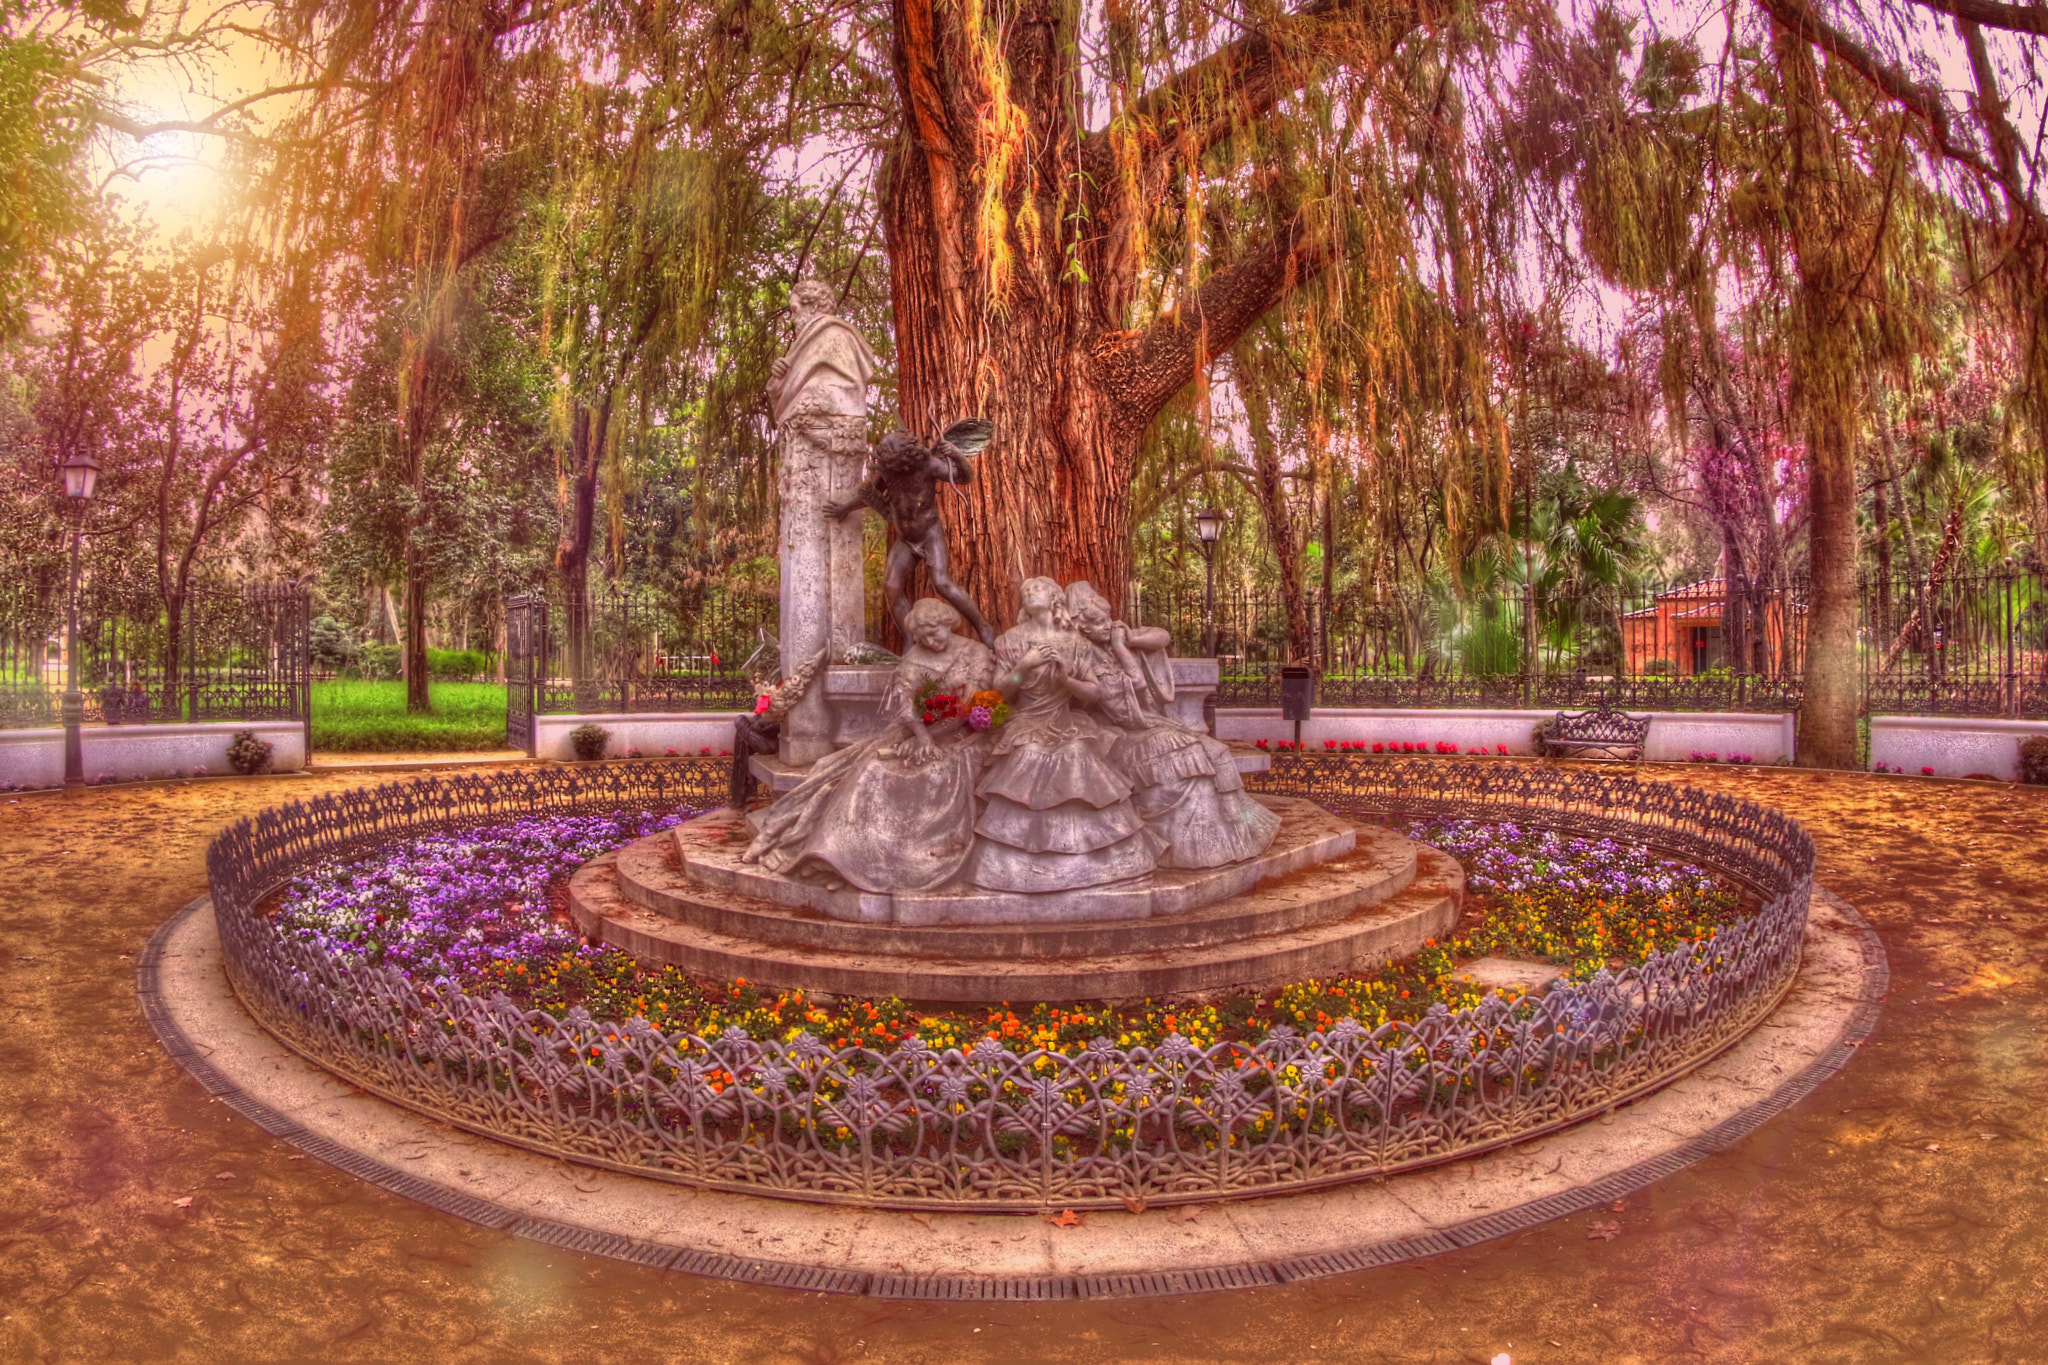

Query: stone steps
left=567, top=836, right=1462, bottom=1005
left=675, top=796, right=1357, bottom=927
left=610, top=824, right=1417, bottom=960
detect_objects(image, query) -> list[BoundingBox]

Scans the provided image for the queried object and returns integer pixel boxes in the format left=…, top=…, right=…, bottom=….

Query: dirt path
left=1, top=765, right=2044, bottom=1364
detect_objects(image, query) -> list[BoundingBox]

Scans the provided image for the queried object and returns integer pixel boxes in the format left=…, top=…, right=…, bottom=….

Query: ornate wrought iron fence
left=1126, top=576, right=1810, bottom=712
left=1861, top=564, right=2046, bottom=718
left=0, top=582, right=310, bottom=730
left=508, top=585, right=776, bottom=726
left=505, top=593, right=541, bottom=755
left=207, top=757, right=1812, bottom=1211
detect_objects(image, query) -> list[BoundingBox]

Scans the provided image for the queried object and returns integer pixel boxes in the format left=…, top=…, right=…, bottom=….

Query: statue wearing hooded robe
left=769, top=279, right=881, bottom=764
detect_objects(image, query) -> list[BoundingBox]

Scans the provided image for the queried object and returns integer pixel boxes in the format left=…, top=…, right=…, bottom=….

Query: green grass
left=311, top=680, right=508, bottom=752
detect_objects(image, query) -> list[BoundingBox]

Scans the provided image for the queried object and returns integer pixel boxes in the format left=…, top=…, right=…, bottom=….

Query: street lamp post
left=1193, top=506, right=1225, bottom=658
left=60, top=452, right=99, bottom=787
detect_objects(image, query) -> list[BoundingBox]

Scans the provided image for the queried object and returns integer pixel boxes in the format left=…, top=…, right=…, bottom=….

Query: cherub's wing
left=938, top=418, right=992, bottom=454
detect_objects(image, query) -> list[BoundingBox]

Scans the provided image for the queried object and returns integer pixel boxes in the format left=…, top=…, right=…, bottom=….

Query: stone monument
left=767, top=279, right=877, bottom=765
left=575, top=325, right=1458, bottom=1005
left=575, top=578, right=1459, bottom=1003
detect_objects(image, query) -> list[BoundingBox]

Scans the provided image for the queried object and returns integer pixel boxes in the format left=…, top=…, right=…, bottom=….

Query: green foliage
left=1458, top=614, right=1524, bottom=677
left=355, top=644, right=401, bottom=681
left=309, top=615, right=360, bottom=671
left=2019, top=736, right=2048, bottom=786
left=568, top=723, right=610, bottom=761
left=226, top=730, right=274, bottom=775
left=0, top=32, right=89, bottom=339
left=427, top=648, right=494, bottom=679
left=310, top=681, right=507, bottom=752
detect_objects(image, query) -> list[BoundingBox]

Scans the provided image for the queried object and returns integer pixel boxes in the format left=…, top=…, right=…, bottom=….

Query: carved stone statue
left=742, top=598, right=995, bottom=892
left=966, top=576, right=1160, bottom=892
left=825, top=420, right=996, bottom=650
left=733, top=575, right=1278, bottom=903
left=1064, top=581, right=1280, bottom=868
left=769, top=279, right=878, bottom=765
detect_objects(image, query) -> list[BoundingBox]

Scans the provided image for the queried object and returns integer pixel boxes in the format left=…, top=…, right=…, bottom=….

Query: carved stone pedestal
left=567, top=798, right=1463, bottom=1004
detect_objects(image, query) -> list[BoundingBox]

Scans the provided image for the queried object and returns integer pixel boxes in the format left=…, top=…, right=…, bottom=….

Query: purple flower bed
left=1411, top=819, right=1722, bottom=901
left=273, top=809, right=687, bottom=979
left=273, top=807, right=1725, bottom=993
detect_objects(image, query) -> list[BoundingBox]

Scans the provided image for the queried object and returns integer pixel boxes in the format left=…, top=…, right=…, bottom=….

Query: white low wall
left=533, top=712, right=745, bottom=762
left=0, top=720, right=307, bottom=790
left=1215, top=707, right=1798, bottom=764
left=0, top=728, right=65, bottom=790
left=1639, top=712, right=1796, bottom=765
left=1869, top=715, right=2048, bottom=780
left=1217, top=708, right=1552, bottom=754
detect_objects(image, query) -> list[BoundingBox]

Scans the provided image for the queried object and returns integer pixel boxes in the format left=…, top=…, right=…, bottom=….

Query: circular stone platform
left=567, top=797, right=1463, bottom=1003
left=140, top=888, right=1884, bottom=1300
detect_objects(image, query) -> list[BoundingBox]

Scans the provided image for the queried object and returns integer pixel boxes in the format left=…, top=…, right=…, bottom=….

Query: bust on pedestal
left=768, top=280, right=877, bottom=765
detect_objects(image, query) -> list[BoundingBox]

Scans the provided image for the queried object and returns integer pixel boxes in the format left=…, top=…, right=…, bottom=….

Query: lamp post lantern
left=1193, top=506, right=1225, bottom=659
left=60, top=452, right=99, bottom=787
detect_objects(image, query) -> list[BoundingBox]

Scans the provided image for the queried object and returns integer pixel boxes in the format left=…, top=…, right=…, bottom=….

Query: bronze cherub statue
left=824, top=418, right=996, bottom=649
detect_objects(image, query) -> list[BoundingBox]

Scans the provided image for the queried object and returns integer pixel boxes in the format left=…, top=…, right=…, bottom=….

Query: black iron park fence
left=1126, top=574, right=1812, bottom=712
left=1127, top=567, right=2048, bottom=718
left=506, top=584, right=778, bottom=751
left=0, top=582, right=310, bottom=731
left=504, top=568, right=2048, bottom=733
left=1858, top=564, right=2048, bottom=718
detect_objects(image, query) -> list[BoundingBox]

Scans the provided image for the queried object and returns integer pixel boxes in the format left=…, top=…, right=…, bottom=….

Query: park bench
left=1541, top=704, right=1650, bottom=762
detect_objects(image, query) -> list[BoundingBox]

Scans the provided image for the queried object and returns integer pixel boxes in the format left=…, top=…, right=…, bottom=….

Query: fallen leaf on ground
left=1587, top=1219, right=1621, bottom=1241
left=1049, top=1209, right=1084, bottom=1228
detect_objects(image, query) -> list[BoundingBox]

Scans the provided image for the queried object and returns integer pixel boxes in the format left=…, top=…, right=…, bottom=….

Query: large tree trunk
left=1777, top=26, right=1862, bottom=769
left=881, top=0, right=1358, bottom=626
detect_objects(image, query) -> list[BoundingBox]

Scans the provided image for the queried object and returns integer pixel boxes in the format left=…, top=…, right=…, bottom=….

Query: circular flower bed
left=209, top=760, right=1812, bottom=1210
left=274, top=813, right=1746, bottom=1055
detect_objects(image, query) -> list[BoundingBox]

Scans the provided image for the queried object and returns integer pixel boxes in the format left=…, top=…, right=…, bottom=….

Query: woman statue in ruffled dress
left=968, top=577, right=1162, bottom=893
left=741, top=597, right=995, bottom=892
left=1064, top=581, right=1280, bottom=868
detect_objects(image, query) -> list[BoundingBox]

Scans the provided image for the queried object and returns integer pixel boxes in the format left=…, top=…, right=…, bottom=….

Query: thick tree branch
left=1091, top=210, right=1330, bottom=438
left=1755, top=0, right=2047, bottom=239
left=1905, top=0, right=2048, bottom=37
left=1082, top=0, right=1416, bottom=200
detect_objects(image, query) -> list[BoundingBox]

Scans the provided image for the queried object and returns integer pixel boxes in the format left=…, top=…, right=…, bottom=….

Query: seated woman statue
left=1064, top=581, right=1280, bottom=869
left=968, top=577, right=1162, bottom=893
left=741, top=597, right=995, bottom=892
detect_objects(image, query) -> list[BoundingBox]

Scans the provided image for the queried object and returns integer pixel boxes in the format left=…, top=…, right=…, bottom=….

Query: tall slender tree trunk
left=1777, top=27, right=1862, bottom=769
left=556, top=394, right=612, bottom=705
left=1239, top=355, right=1316, bottom=667
left=399, top=361, right=437, bottom=714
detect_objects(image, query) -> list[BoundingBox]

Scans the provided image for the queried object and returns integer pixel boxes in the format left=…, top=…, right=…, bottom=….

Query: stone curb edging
left=135, top=890, right=1886, bottom=1301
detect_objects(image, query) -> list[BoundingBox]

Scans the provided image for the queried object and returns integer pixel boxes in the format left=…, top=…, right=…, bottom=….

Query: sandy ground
left=1, top=763, right=2045, bottom=1364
